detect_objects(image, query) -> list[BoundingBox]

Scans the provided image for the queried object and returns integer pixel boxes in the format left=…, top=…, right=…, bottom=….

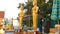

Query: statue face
left=20, top=5, right=24, bottom=10
left=33, top=0, right=37, bottom=6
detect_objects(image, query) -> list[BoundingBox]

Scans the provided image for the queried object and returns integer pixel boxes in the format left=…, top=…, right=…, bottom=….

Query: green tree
left=18, top=0, right=53, bottom=27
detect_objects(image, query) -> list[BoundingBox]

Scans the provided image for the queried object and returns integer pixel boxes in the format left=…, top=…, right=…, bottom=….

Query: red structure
left=0, top=11, right=5, bottom=18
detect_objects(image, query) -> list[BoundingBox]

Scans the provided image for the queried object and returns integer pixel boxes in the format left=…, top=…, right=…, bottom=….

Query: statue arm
left=36, top=7, right=39, bottom=13
left=23, top=12, right=25, bottom=17
left=32, top=8, right=33, bottom=13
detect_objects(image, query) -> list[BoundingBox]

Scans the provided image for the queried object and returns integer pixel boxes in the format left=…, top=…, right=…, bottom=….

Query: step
left=27, top=31, right=41, bottom=34
left=49, top=33, right=55, bottom=34
left=50, top=28, right=60, bottom=33
left=7, top=29, right=42, bottom=34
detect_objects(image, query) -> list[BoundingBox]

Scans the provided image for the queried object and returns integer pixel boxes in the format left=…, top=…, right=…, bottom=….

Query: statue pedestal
left=50, top=24, right=60, bottom=34
left=50, top=28, right=58, bottom=33
left=49, top=28, right=60, bottom=34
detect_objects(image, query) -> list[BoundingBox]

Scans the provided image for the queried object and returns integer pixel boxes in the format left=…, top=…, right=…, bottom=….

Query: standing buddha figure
left=32, top=0, right=39, bottom=31
left=19, top=4, right=24, bottom=29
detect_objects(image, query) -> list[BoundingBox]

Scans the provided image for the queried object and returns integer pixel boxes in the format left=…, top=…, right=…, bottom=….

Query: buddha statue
left=32, top=0, right=39, bottom=31
left=0, top=19, right=5, bottom=34
left=19, top=4, right=24, bottom=29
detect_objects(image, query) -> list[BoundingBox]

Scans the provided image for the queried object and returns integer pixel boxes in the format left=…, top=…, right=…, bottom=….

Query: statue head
left=33, top=0, right=37, bottom=6
left=20, top=4, right=24, bottom=10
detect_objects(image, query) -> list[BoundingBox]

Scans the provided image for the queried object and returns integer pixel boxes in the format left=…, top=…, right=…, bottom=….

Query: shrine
left=0, top=0, right=60, bottom=34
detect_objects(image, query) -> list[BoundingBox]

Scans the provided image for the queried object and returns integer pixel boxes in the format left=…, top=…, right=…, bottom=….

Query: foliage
left=18, top=0, right=53, bottom=27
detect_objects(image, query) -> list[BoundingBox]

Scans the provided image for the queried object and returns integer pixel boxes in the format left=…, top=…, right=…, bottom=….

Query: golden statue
left=8, top=18, right=13, bottom=30
left=32, top=0, right=39, bottom=31
left=0, top=18, right=5, bottom=34
left=19, top=5, right=24, bottom=29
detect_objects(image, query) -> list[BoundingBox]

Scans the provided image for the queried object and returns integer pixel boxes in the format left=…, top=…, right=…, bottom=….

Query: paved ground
left=5, top=26, right=59, bottom=34
left=5, top=31, right=14, bottom=34
left=5, top=26, right=44, bottom=34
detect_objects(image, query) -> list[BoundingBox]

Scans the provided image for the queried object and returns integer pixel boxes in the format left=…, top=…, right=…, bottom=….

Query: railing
left=24, top=14, right=44, bottom=19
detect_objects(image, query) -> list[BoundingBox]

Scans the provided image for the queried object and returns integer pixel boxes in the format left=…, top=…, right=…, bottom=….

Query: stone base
left=27, top=31, right=41, bottom=34
left=14, top=29, right=41, bottom=34
left=49, top=33, right=55, bottom=34
left=23, top=31, right=27, bottom=34
left=50, top=28, right=58, bottom=33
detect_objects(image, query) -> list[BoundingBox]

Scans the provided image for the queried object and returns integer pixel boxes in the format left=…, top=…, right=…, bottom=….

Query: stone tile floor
left=5, top=32, right=14, bottom=34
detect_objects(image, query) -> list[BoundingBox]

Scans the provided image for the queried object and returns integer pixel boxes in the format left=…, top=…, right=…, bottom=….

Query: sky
left=0, top=0, right=27, bottom=19
left=0, top=0, right=49, bottom=19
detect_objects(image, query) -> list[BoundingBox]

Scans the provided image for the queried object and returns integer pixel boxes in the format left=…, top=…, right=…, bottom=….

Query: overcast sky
left=0, top=0, right=27, bottom=19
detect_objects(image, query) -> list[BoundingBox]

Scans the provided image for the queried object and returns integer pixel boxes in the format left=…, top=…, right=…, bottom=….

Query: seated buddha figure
left=0, top=19, right=5, bottom=34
